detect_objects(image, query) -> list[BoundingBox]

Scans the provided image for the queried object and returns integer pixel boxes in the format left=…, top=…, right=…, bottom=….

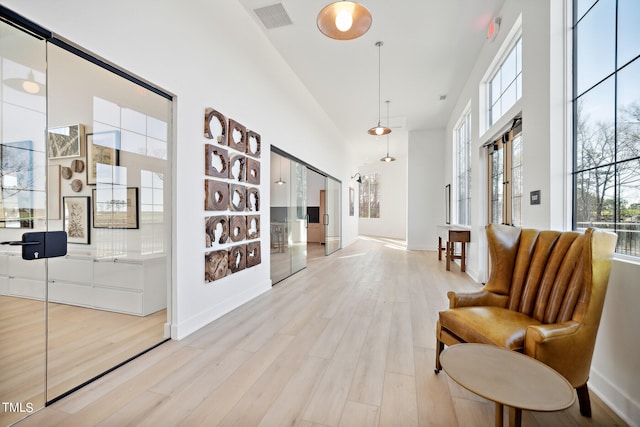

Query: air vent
left=254, top=3, right=293, bottom=29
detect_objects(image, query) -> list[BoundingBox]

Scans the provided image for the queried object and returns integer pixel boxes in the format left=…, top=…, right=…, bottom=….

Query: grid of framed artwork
left=203, top=107, right=261, bottom=283
left=47, top=124, right=139, bottom=244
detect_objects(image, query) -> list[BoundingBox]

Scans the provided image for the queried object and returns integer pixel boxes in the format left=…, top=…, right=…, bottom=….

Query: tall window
left=489, top=38, right=522, bottom=126
left=573, top=0, right=640, bottom=257
left=359, top=172, right=379, bottom=218
left=141, top=170, right=165, bottom=254
left=488, top=120, right=523, bottom=226
left=456, top=110, right=472, bottom=225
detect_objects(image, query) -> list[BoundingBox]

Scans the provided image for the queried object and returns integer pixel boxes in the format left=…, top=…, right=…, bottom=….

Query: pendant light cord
left=376, top=41, right=382, bottom=125
left=386, top=100, right=390, bottom=154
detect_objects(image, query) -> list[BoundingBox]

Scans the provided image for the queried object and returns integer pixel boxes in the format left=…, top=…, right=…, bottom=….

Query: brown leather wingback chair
left=435, top=224, right=617, bottom=417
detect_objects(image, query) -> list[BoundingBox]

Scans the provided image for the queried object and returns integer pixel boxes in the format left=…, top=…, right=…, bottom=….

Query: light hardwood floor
left=13, top=236, right=627, bottom=426
left=1, top=298, right=165, bottom=427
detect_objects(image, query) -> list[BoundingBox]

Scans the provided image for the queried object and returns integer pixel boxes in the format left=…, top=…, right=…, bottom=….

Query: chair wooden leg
left=577, top=383, right=592, bottom=417
left=435, top=338, right=444, bottom=373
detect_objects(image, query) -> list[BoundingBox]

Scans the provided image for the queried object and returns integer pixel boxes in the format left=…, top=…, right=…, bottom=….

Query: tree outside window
left=573, top=0, right=640, bottom=256
left=359, top=172, right=380, bottom=218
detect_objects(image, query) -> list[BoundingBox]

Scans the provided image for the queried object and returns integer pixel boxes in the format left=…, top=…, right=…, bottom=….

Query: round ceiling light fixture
left=317, top=1, right=372, bottom=40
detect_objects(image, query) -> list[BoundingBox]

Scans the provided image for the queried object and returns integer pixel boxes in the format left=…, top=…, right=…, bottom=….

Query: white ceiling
left=239, top=0, right=505, bottom=165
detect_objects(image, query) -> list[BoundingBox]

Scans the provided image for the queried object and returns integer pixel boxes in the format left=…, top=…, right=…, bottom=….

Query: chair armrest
left=526, top=321, right=581, bottom=344
left=447, top=290, right=508, bottom=308
left=525, top=321, right=588, bottom=386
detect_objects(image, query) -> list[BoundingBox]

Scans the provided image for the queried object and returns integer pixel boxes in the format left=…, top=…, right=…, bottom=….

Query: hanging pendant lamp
left=275, top=156, right=286, bottom=185
left=3, top=70, right=44, bottom=95
left=317, top=1, right=372, bottom=40
left=380, top=100, right=396, bottom=162
left=368, top=41, right=391, bottom=136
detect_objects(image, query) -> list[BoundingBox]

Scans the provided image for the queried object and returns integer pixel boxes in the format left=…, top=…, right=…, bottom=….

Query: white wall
left=307, top=169, right=325, bottom=207
left=407, top=129, right=446, bottom=250
left=4, top=0, right=359, bottom=339
left=591, top=259, right=640, bottom=427
left=443, top=0, right=640, bottom=424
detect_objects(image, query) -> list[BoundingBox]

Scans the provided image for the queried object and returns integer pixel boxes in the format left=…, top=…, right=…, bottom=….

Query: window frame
left=487, top=120, right=523, bottom=227
left=488, top=37, right=523, bottom=127
left=455, top=107, right=472, bottom=226
left=572, top=0, right=640, bottom=258
left=358, top=172, right=380, bottom=219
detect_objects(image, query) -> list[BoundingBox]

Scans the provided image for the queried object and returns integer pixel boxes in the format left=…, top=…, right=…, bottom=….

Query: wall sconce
left=351, top=172, right=363, bottom=184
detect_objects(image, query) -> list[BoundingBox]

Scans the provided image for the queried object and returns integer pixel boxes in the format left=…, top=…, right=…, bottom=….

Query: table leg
left=438, top=236, right=443, bottom=261
left=446, top=242, right=451, bottom=271
left=461, top=241, right=466, bottom=272
left=495, top=402, right=503, bottom=427
left=509, top=407, right=522, bottom=427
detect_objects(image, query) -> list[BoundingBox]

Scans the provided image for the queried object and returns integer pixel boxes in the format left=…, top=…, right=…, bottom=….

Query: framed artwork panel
left=48, top=124, right=84, bottom=159
left=48, top=165, right=61, bottom=220
left=63, top=196, right=90, bottom=244
left=87, top=131, right=120, bottom=185
left=445, top=184, right=451, bottom=225
left=92, top=187, right=138, bottom=229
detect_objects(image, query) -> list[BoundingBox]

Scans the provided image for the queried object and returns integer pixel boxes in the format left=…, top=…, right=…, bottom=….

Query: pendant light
left=380, top=100, right=396, bottom=162
left=317, top=1, right=372, bottom=40
left=368, top=41, right=391, bottom=136
left=275, top=156, right=286, bottom=185
left=3, top=70, right=44, bottom=95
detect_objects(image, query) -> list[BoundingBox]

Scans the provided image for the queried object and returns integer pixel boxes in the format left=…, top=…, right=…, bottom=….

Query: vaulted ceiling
left=239, top=0, right=505, bottom=165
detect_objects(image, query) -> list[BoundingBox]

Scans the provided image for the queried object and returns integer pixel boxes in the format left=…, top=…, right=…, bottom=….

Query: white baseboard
left=170, top=279, right=270, bottom=340
left=589, top=367, right=640, bottom=427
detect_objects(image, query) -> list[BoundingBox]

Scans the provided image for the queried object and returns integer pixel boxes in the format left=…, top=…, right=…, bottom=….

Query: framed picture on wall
left=48, top=165, right=61, bottom=220
left=445, top=184, right=451, bottom=225
left=349, top=187, right=354, bottom=216
left=92, top=187, right=139, bottom=229
left=63, top=196, right=90, bottom=244
left=48, top=124, right=84, bottom=159
left=86, top=131, right=120, bottom=185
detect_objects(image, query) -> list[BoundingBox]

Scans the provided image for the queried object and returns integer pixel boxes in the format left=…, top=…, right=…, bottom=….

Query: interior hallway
left=15, top=237, right=626, bottom=426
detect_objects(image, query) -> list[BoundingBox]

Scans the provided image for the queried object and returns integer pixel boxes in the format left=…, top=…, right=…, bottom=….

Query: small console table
left=437, top=225, right=470, bottom=272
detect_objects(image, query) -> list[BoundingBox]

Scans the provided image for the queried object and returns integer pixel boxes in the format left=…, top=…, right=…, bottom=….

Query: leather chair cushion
left=439, top=306, right=542, bottom=351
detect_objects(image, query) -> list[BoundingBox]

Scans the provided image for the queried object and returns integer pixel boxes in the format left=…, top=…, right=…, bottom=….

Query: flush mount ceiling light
left=368, top=41, right=391, bottom=136
left=380, top=100, right=396, bottom=162
left=317, top=1, right=372, bottom=40
left=3, top=70, right=44, bottom=95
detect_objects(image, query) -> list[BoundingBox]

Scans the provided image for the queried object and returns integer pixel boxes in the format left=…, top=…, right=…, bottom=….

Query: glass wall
left=0, top=19, right=48, bottom=426
left=0, top=11, right=172, bottom=423
left=324, top=176, right=341, bottom=255
left=45, top=43, right=172, bottom=402
left=270, top=151, right=307, bottom=284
